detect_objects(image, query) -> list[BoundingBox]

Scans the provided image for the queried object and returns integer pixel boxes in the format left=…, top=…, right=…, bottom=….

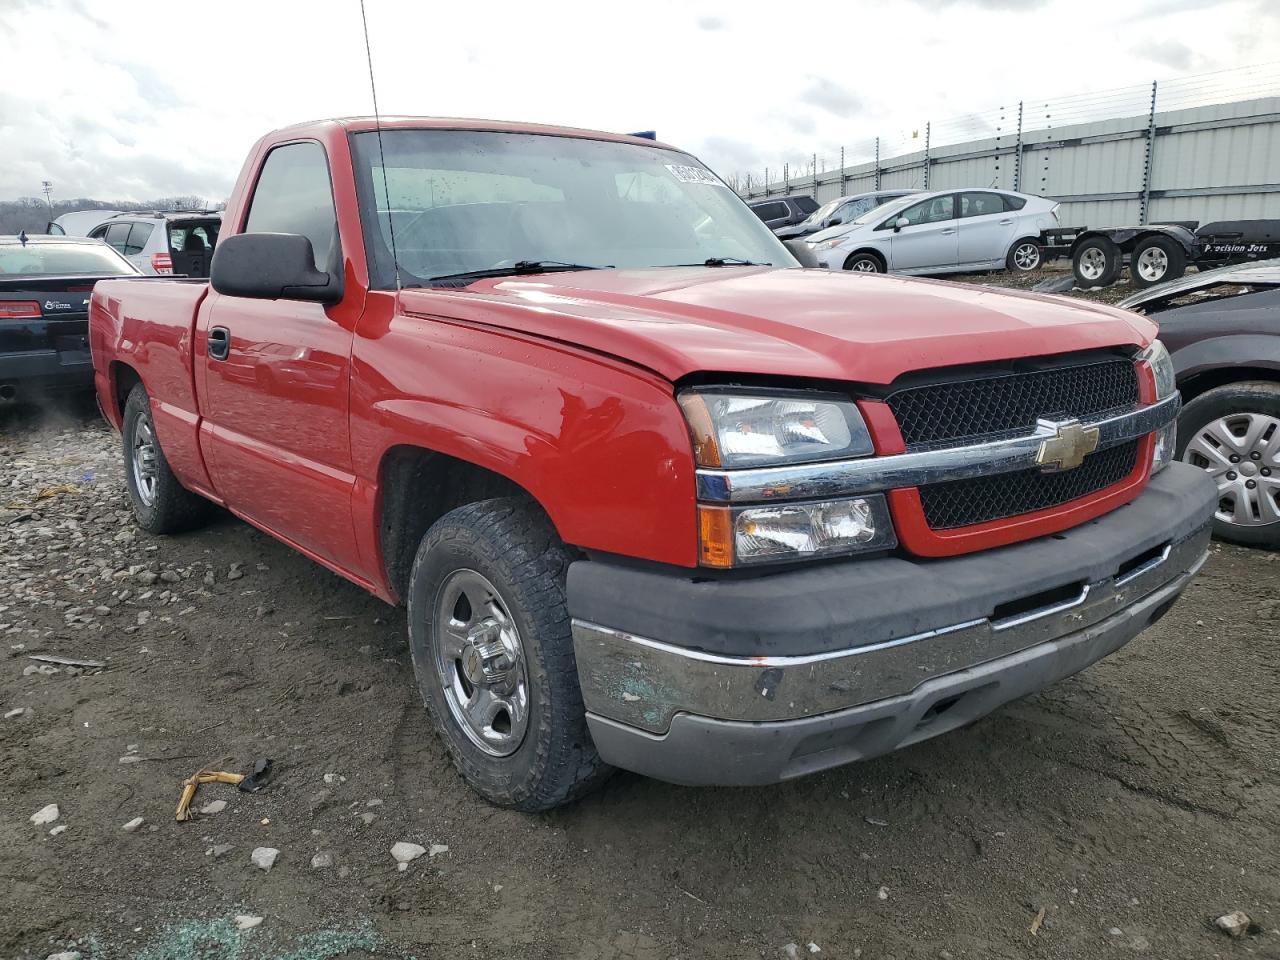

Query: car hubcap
left=851, top=258, right=877, bottom=273
left=1078, top=247, right=1106, bottom=280
left=1136, top=247, right=1168, bottom=282
left=434, top=569, right=530, bottom=757
left=1182, top=412, right=1280, bottom=527
left=131, top=415, right=159, bottom=507
left=1013, top=243, right=1040, bottom=270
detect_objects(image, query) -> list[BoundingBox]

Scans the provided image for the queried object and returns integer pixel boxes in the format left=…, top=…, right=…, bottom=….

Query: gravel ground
left=2, top=292, right=1278, bottom=959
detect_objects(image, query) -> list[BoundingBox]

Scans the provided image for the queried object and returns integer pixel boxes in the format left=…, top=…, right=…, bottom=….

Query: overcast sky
left=1, top=0, right=1277, bottom=202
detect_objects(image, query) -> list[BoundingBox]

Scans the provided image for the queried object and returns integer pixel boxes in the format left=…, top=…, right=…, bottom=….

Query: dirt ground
left=3, top=275, right=1278, bottom=960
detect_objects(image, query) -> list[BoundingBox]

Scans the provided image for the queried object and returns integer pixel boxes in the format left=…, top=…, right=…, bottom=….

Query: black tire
left=1072, top=236, right=1121, bottom=288
left=1005, top=237, right=1043, bottom=272
left=1176, top=381, right=1280, bottom=549
left=1129, top=235, right=1187, bottom=289
left=406, top=497, right=612, bottom=810
left=843, top=250, right=886, bottom=274
left=122, top=384, right=213, bottom=534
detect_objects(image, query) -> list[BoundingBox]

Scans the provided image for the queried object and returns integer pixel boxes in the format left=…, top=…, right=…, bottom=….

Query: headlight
left=698, top=495, right=896, bottom=567
left=1139, top=339, right=1176, bottom=400
left=817, top=236, right=848, bottom=251
left=678, top=390, right=873, bottom=468
left=1138, top=340, right=1178, bottom=473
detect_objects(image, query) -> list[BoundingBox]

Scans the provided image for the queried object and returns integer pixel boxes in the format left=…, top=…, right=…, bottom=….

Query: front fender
left=350, top=304, right=700, bottom=571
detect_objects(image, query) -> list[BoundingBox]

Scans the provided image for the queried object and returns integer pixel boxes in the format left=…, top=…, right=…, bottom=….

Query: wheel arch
left=1172, top=336, right=1280, bottom=402
left=375, top=444, right=564, bottom=604
left=843, top=248, right=887, bottom=271
left=1178, top=365, right=1280, bottom=404
left=108, top=360, right=143, bottom=427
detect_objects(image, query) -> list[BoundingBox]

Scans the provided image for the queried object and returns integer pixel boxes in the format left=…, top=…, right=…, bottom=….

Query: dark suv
left=1119, top=260, right=1280, bottom=547
left=747, top=194, right=818, bottom=232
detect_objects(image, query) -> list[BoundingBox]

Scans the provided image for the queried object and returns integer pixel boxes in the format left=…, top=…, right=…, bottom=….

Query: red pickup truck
left=90, top=118, right=1215, bottom=810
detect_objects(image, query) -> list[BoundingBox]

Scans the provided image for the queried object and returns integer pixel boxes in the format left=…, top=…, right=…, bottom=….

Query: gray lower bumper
left=583, top=559, right=1200, bottom=785
left=569, top=463, right=1216, bottom=786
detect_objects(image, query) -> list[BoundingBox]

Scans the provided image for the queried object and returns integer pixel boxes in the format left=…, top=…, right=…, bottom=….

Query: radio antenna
left=359, top=0, right=401, bottom=291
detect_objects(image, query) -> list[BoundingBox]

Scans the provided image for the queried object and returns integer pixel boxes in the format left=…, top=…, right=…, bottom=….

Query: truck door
left=197, top=140, right=363, bottom=573
left=886, top=194, right=959, bottom=271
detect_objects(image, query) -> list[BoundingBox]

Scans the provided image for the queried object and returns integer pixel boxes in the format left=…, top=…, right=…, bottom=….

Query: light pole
left=41, top=180, right=54, bottom=219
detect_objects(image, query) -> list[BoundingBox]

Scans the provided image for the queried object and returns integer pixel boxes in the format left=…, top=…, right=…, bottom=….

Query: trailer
left=1041, top=220, right=1280, bottom=289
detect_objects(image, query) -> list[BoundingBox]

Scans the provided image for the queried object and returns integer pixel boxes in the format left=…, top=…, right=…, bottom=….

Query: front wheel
left=406, top=498, right=612, bottom=810
left=1129, top=235, right=1186, bottom=288
left=1072, top=237, right=1121, bottom=288
left=1177, top=382, right=1280, bottom=548
left=843, top=251, right=885, bottom=273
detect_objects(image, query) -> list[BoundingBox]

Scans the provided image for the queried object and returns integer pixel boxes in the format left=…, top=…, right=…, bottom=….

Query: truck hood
left=399, top=266, right=1154, bottom=385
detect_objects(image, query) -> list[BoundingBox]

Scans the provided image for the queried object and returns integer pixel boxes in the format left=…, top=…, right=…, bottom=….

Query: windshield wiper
left=659, top=257, right=769, bottom=268
left=427, top=260, right=611, bottom=284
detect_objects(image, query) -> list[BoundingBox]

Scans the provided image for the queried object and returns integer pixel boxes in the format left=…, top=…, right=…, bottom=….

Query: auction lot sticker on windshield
left=666, top=164, right=724, bottom=187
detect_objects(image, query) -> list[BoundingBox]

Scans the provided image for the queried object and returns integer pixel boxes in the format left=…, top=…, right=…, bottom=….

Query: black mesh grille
left=919, top=440, right=1139, bottom=529
left=886, top=358, right=1138, bottom=448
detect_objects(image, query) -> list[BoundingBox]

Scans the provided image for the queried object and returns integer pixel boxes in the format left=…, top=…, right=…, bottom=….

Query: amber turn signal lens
left=697, top=504, right=734, bottom=568
left=677, top=393, right=722, bottom=467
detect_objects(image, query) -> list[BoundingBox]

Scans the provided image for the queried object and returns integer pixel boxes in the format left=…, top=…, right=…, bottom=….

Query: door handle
left=941, top=228, right=957, bottom=235
left=999, top=218, right=1014, bottom=225
left=208, top=326, right=230, bottom=361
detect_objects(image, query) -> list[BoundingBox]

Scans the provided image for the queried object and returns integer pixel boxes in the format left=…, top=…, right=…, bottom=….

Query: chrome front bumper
left=567, top=463, right=1217, bottom=785
left=573, top=527, right=1206, bottom=733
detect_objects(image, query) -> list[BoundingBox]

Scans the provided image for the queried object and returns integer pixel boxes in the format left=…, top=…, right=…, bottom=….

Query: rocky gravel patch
left=1, top=398, right=1277, bottom=960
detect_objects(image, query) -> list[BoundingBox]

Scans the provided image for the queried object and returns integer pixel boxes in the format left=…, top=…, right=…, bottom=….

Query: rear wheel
left=1177, top=382, right=1280, bottom=548
left=844, top=251, right=885, bottom=273
left=1129, top=235, right=1187, bottom=288
left=1072, top=237, right=1121, bottom=288
left=122, top=384, right=213, bottom=534
left=1006, top=238, right=1042, bottom=272
left=406, top=498, right=612, bottom=810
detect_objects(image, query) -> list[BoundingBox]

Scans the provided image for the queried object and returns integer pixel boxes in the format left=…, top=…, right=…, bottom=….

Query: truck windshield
left=350, top=129, right=795, bottom=288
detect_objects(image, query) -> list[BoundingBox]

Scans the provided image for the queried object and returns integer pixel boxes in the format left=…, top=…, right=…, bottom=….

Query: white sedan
left=805, top=188, right=1060, bottom=276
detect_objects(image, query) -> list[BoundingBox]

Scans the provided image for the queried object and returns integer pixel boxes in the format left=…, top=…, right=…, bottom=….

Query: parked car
left=806, top=189, right=1059, bottom=275
left=46, top=209, right=125, bottom=237
left=1118, top=260, right=1280, bottom=546
left=747, top=194, right=818, bottom=231
left=0, top=233, right=139, bottom=402
left=91, top=117, right=1211, bottom=810
left=774, top=189, right=918, bottom=241
left=1058, top=219, right=1280, bottom=290
left=87, top=212, right=221, bottom=277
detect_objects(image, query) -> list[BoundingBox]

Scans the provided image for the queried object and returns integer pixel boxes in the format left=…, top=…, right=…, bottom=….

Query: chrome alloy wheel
left=1182, top=412, right=1280, bottom=527
left=1077, top=246, right=1107, bottom=281
left=131, top=414, right=159, bottom=507
left=1012, top=242, right=1041, bottom=270
left=1135, top=246, right=1169, bottom=283
left=849, top=257, right=879, bottom=273
left=434, top=569, right=530, bottom=757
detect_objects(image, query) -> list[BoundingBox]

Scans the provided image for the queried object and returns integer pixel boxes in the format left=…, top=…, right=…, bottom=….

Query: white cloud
left=0, top=0, right=1274, bottom=201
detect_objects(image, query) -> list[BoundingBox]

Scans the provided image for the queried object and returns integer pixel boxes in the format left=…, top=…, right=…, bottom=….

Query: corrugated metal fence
left=733, top=64, right=1280, bottom=228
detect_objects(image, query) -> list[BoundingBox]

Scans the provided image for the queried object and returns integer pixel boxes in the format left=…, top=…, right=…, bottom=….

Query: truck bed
left=91, top=278, right=214, bottom=493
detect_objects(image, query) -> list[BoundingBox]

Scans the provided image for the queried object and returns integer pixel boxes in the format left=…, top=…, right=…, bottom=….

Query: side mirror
left=828, top=217, right=843, bottom=227
left=210, top=233, right=341, bottom=303
left=784, top=238, right=820, bottom=268
left=893, top=217, right=910, bottom=233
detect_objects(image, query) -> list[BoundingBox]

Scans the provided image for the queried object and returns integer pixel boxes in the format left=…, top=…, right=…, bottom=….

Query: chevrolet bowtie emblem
left=1035, top=419, right=1100, bottom=472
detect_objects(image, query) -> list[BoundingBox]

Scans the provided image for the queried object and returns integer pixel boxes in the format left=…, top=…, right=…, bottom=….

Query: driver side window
left=891, top=195, right=955, bottom=227
left=244, top=142, right=338, bottom=272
